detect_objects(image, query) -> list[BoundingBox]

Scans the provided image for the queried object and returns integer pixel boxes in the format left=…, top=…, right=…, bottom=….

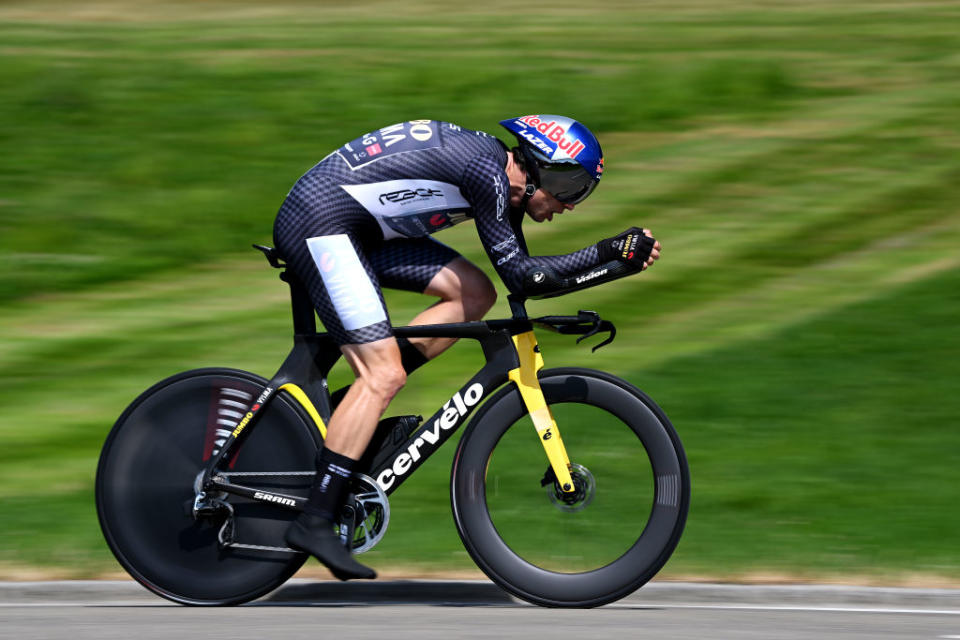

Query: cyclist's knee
left=359, top=359, right=406, bottom=402
left=380, top=362, right=407, bottom=398
left=341, top=339, right=407, bottom=401
left=455, top=263, right=497, bottom=320
left=463, top=284, right=496, bottom=320
left=429, top=259, right=497, bottom=321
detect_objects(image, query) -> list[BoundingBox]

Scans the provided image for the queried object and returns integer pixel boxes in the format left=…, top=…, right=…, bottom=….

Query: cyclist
left=273, top=115, right=661, bottom=580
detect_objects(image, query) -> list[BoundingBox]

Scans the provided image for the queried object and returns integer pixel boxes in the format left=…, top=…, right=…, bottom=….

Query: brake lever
left=530, top=310, right=616, bottom=352
left=575, top=320, right=616, bottom=352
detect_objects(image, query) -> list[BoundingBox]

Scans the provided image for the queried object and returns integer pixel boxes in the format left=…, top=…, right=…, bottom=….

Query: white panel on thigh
left=305, top=234, right=387, bottom=330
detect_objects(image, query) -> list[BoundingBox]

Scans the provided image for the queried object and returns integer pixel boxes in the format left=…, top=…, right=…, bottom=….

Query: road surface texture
left=2, top=581, right=959, bottom=640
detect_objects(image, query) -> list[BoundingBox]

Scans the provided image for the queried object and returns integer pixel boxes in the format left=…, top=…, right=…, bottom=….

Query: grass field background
left=1, top=0, right=958, bottom=582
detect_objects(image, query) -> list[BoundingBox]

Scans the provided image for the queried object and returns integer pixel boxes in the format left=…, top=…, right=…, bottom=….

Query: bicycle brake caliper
left=509, top=331, right=576, bottom=493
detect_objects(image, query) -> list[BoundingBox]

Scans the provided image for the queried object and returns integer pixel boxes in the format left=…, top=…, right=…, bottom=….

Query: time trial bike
left=95, top=244, right=689, bottom=608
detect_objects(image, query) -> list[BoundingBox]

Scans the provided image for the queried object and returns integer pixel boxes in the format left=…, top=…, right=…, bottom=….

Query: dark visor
left=528, top=152, right=597, bottom=204
left=538, top=163, right=597, bottom=204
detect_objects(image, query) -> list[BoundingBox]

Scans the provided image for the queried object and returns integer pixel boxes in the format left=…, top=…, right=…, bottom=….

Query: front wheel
left=451, top=368, right=689, bottom=607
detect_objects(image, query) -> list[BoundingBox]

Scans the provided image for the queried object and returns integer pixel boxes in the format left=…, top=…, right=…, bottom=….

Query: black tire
left=96, top=368, right=322, bottom=605
left=451, top=367, right=689, bottom=608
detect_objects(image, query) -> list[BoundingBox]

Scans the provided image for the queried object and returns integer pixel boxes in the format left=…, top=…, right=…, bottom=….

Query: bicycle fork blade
left=509, top=331, right=576, bottom=493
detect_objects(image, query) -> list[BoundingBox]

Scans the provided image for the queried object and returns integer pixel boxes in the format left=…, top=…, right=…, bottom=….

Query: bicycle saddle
left=252, top=244, right=285, bottom=269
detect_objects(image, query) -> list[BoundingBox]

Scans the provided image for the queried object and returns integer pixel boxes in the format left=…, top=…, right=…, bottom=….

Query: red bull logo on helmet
left=515, top=115, right=586, bottom=160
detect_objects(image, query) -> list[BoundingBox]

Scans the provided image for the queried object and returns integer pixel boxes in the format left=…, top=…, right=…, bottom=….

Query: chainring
left=343, top=473, right=390, bottom=554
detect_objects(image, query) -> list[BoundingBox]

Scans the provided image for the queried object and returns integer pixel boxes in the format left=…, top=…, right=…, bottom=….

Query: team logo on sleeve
left=337, top=120, right=441, bottom=170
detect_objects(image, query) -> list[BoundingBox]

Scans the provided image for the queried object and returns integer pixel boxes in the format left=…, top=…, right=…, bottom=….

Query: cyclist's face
left=526, top=189, right=575, bottom=222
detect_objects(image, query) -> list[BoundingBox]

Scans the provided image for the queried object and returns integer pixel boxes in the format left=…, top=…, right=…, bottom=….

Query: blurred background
left=1, top=0, right=957, bottom=582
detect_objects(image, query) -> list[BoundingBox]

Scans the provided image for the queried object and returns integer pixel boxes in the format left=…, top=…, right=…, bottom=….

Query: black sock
left=304, top=448, right=356, bottom=520
left=329, top=336, right=428, bottom=409
left=396, top=336, right=429, bottom=373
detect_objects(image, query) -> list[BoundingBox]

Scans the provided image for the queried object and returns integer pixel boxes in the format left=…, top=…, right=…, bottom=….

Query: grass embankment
left=1, top=1, right=958, bottom=581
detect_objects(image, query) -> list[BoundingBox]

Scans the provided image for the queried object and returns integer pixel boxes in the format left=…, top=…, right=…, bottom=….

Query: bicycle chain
left=212, top=472, right=388, bottom=554
left=219, top=471, right=315, bottom=477
left=215, top=471, right=312, bottom=554
left=222, top=541, right=301, bottom=554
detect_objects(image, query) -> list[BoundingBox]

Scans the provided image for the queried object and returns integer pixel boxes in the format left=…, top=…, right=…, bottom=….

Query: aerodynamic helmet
left=499, top=114, right=604, bottom=204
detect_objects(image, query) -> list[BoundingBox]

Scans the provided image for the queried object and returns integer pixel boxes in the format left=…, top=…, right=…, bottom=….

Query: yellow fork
left=508, top=331, right=575, bottom=493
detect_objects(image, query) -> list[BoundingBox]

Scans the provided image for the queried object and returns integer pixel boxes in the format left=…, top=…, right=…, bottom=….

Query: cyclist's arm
left=460, top=155, right=603, bottom=297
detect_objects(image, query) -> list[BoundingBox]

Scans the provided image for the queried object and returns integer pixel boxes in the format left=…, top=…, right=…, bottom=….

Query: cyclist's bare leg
left=328, top=257, right=494, bottom=407
left=324, top=338, right=406, bottom=459
left=405, top=257, right=497, bottom=359
left=286, top=337, right=404, bottom=580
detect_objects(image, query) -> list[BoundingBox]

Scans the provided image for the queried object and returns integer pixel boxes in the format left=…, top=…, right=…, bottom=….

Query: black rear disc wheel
left=451, top=368, right=689, bottom=607
left=96, top=368, right=321, bottom=605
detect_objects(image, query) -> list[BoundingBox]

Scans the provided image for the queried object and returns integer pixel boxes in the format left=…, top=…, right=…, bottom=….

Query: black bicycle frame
left=199, top=255, right=613, bottom=511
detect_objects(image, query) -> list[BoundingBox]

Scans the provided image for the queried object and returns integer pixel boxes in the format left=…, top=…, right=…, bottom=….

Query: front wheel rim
left=452, top=369, right=689, bottom=607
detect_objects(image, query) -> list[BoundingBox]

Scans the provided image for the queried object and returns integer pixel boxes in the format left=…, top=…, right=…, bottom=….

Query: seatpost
left=280, top=270, right=317, bottom=335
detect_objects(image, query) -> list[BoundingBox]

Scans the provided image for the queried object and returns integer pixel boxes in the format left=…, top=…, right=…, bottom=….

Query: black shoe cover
left=285, top=513, right=376, bottom=581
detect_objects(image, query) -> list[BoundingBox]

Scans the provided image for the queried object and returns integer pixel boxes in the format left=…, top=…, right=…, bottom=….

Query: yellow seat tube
left=278, top=383, right=327, bottom=439
left=508, top=331, right=575, bottom=493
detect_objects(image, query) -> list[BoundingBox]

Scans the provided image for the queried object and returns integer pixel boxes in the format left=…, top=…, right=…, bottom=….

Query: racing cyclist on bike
left=273, top=115, right=661, bottom=580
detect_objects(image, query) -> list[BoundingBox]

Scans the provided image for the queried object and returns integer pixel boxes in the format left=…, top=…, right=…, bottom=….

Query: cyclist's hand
left=641, top=228, right=661, bottom=271
left=597, top=227, right=659, bottom=270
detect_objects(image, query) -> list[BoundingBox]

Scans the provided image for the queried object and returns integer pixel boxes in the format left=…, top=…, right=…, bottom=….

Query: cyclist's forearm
left=517, top=259, right=641, bottom=299
left=495, top=244, right=601, bottom=296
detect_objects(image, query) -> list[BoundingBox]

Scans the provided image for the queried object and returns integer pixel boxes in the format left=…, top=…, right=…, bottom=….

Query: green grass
left=645, top=265, right=960, bottom=578
left=1, top=0, right=959, bottom=581
left=482, top=402, right=659, bottom=574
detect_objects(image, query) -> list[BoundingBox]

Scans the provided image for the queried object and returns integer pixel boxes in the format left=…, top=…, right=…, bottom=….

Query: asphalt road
left=2, top=581, right=959, bottom=640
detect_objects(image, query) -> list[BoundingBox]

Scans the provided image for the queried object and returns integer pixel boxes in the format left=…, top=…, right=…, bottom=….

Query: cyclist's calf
left=326, top=340, right=407, bottom=459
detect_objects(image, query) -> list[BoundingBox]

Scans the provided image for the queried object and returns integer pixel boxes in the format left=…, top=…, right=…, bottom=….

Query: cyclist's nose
left=563, top=203, right=576, bottom=211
